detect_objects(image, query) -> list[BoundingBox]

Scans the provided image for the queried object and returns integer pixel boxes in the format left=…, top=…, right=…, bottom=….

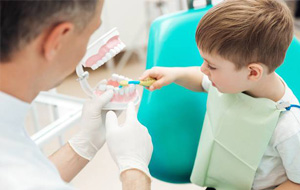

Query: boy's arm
left=275, top=180, right=300, bottom=190
left=140, top=66, right=205, bottom=92
left=173, top=66, right=205, bottom=92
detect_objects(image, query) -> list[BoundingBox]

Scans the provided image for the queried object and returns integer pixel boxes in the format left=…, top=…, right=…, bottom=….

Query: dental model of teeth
left=94, top=74, right=140, bottom=110
left=80, top=28, right=126, bottom=70
left=76, top=28, right=140, bottom=110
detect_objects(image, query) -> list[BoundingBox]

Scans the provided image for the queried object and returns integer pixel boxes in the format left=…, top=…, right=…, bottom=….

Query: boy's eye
left=208, top=64, right=216, bottom=70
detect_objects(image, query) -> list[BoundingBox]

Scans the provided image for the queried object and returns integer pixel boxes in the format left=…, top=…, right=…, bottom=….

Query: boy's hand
left=139, top=67, right=178, bottom=91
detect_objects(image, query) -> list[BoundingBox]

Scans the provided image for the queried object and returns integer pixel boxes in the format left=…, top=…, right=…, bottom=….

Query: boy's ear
left=247, top=63, right=264, bottom=81
left=42, top=22, right=74, bottom=61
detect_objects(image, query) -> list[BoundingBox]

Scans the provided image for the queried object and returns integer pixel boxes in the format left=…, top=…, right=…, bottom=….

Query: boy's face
left=200, top=50, right=251, bottom=94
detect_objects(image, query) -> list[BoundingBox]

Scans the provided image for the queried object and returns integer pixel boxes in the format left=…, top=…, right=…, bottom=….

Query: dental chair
left=137, top=2, right=300, bottom=184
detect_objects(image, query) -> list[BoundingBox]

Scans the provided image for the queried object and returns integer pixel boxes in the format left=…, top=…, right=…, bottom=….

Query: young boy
left=140, top=0, right=300, bottom=189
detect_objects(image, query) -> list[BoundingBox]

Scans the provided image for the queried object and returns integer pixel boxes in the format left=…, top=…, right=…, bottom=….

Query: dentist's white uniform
left=0, top=92, right=74, bottom=190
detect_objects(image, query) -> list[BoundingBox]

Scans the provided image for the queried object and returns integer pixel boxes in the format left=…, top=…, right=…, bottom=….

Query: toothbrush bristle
left=119, top=80, right=129, bottom=86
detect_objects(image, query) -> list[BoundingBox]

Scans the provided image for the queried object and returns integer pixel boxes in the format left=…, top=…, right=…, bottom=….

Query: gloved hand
left=69, top=90, right=113, bottom=161
left=105, top=102, right=153, bottom=179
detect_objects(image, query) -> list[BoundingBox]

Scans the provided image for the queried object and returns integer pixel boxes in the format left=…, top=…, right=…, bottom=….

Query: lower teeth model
left=76, top=28, right=140, bottom=110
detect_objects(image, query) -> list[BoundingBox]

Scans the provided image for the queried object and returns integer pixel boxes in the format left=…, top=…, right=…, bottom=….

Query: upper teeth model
left=80, top=28, right=125, bottom=70
left=76, top=28, right=140, bottom=110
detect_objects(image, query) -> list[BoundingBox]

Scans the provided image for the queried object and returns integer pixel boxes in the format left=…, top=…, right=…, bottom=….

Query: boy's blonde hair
left=196, top=0, right=294, bottom=73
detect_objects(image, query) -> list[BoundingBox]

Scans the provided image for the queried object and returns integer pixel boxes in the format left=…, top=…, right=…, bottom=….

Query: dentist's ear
left=43, top=22, right=74, bottom=61
left=247, top=63, right=264, bottom=81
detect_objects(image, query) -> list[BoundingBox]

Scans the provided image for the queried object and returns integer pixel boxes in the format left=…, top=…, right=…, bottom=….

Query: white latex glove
left=105, top=102, right=153, bottom=179
left=69, top=90, right=113, bottom=161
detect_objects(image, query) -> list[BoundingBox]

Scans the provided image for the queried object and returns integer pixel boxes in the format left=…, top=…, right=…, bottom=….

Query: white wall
left=89, top=0, right=183, bottom=49
left=89, top=0, right=148, bottom=48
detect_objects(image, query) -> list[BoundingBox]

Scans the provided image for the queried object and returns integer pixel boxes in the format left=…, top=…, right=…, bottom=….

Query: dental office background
left=25, top=0, right=300, bottom=190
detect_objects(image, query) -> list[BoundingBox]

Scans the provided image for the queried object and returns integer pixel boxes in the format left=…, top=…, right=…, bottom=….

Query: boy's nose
left=201, top=64, right=210, bottom=76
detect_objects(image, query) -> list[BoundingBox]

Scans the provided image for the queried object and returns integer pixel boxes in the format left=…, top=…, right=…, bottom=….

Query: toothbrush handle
left=139, top=78, right=156, bottom=87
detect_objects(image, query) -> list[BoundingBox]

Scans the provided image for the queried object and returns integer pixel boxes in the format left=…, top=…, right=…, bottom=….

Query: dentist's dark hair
left=0, top=0, right=98, bottom=62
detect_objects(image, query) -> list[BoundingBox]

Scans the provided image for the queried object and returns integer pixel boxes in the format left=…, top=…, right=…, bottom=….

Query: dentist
left=0, top=0, right=152, bottom=190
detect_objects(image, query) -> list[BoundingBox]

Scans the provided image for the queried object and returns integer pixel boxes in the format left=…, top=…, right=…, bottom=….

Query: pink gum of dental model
left=94, top=79, right=139, bottom=103
left=85, top=36, right=121, bottom=67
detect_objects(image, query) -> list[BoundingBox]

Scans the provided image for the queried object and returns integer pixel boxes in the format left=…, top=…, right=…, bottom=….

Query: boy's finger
left=151, top=79, right=164, bottom=90
left=139, top=70, right=151, bottom=80
left=139, top=68, right=160, bottom=80
left=149, top=86, right=155, bottom=91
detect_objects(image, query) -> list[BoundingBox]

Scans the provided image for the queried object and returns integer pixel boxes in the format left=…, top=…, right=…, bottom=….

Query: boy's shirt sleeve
left=276, top=132, right=300, bottom=184
left=202, top=74, right=212, bottom=92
